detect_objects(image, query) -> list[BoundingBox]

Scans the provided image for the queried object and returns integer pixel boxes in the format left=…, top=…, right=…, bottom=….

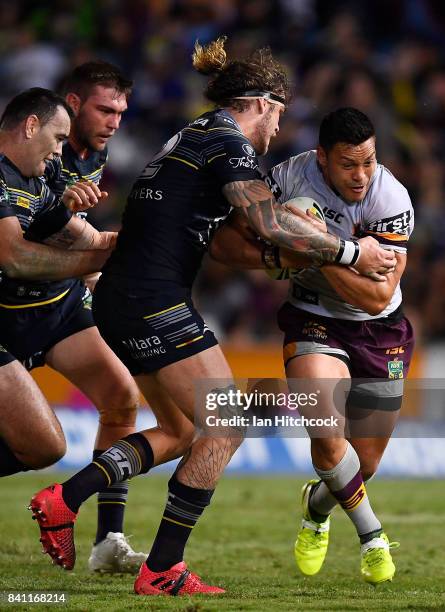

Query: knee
left=20, top=433, right=66, bottom=470
left=311, top=439, right=345, bottom=470
left=159, top=420, right=195, bottom=457
left=97, top=379, right=140, bottom=428
left=360, top=457, right=380, bottom=481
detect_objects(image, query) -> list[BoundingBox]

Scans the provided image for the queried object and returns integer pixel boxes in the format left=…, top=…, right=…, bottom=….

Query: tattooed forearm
left=8, top=239, right=108, bottom=280
left=0, top=216, right=108, bottom=280
left=223, top=180, right=340, bottom=265
left=44, top=225, right=80, bottom=249
left=44, top=217, right=101, bottom=251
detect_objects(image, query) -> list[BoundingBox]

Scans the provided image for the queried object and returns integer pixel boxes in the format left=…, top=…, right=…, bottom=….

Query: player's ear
left=317, top=145, right=327, bottom=168
left=65, top=93, right=81, bottom=116
left=257, top=98, right=268, bottom=115
left=24, top=114, right=40, bottom=139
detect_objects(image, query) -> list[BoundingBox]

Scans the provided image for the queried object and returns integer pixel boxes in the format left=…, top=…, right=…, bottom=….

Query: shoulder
left=366, top=164, right=413, bottom=216
left=268, top=150, right=316, bottom=199
left=271, top=150, right=316, bottom=179
left=187, top=110, right=247, bottom=145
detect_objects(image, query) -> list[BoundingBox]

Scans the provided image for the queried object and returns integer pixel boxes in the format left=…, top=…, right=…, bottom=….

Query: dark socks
left=0, top=438, right=28, bottom=476
left=360, top=528, right=383, bottom=545
left=146, top=473, right=214, bottom=572
left=93, top=450, right=129, bottom=544
left=308, top=481, right=330, bottom=523
left=62, top=433, right=154, bottom=513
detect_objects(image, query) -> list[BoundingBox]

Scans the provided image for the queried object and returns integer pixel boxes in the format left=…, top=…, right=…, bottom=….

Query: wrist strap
left=335, top=239, right=360, bottom=266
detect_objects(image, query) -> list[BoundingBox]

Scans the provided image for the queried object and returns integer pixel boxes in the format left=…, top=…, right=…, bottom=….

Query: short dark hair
left=62, top=60, right=133, bottom=101
left=319, top=107, right=375, bottom=151
left=0, top=87, right=74, bottom=131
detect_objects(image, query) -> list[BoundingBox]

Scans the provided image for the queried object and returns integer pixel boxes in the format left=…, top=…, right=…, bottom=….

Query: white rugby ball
left=283, top=196, right=326, bottom=224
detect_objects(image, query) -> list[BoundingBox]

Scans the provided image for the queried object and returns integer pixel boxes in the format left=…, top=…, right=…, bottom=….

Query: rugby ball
left=283, top=196, right=325, bottom=224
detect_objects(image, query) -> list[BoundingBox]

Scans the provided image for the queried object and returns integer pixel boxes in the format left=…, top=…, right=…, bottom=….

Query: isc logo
left=323, top=207, right=344, bottom=224
left=385, top=347, right=405, bottom=355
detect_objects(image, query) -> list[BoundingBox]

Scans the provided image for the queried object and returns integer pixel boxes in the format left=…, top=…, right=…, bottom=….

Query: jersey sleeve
left=203, top=129, right=262, bottom=185
left=361, top=169, right=414, bottom=253
left=265, top=155, right=310, bottom=204
left=0, top=173, right=15, bottom=220
left=25, top=182, right=73, bottom=242
left=265, top=160, right=293, bottom=204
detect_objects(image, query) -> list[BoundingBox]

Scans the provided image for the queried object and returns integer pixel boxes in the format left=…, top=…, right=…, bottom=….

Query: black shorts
left=277, top=302, right=415, bottom=413
left=0, top=343, right=16, bottom=368
left=0, top=281, right=95, bottom=370
left=93, top=278, right=218, bottom=375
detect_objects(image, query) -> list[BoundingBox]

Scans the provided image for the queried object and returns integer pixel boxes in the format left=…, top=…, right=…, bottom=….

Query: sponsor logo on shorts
left=0, top=343, right=7, bottom=353
left=122, top=336, right=166, bottom=359
left=385, top=346, right=405, bottom=355
left=388, top=358, right=404, bottom=379
left=302, top=321, right=328, bottom=342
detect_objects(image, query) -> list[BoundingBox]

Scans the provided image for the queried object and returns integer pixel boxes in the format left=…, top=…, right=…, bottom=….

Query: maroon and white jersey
left=267, top=150, right=414, bottom=320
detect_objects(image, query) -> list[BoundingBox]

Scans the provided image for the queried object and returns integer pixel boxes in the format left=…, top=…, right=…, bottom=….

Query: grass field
left=0, top=473, right=443, bottom=611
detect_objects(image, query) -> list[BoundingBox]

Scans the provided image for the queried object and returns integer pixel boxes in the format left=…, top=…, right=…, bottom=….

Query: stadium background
left=1, top=0, right=445, bottom=475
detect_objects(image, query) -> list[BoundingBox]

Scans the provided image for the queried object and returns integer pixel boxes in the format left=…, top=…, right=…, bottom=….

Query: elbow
left=0, top=256, right=22, bottom=279
left=364, top=299, right=390, bottom=317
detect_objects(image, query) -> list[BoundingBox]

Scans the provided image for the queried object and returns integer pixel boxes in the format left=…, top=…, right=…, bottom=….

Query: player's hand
left=62, top=181, right=108, bottom=212
left=353, top=236, right=396, bottom=281
left=306, top=209, right=327, bottom=232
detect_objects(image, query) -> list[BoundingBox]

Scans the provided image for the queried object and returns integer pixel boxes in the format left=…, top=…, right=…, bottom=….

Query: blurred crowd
left=1, top=0, right=444, bottom=344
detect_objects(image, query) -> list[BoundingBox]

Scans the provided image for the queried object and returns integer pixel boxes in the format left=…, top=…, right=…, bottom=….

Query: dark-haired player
left=44, top=61, right=154, bottom=573
left=210, top=107, right=414, bottom=584
left=31, top=41, right=396, bottom=595
left=0, top=87, right=112, bottom=478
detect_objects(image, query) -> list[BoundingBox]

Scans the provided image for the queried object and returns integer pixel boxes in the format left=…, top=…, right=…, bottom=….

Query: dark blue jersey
left=0, top=156, right=74, bottom=307
left=103, top=109, right=261, bottom=290
left=45, top=143, right=108, bottom=198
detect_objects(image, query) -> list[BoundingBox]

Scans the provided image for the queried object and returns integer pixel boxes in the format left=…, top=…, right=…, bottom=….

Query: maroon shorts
left=277, top=302, right=415, bottom=413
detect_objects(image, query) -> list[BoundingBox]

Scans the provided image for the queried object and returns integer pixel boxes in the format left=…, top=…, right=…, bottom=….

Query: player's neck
left=0, top=134, right=30, bottom=176
left=68, top=134, right=91, bottom=160
left=228, top=109, right=259, bottom=148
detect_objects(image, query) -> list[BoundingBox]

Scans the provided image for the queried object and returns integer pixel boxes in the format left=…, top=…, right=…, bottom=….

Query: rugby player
left=210, top=107, right=414, bottom=584
left=0, top=88, right=111, bottom=476
left=0, top=86, right=156, bottom=574
left=45, top=61, right=162, bottom=573
left=30, top=41, right=396, bottom=594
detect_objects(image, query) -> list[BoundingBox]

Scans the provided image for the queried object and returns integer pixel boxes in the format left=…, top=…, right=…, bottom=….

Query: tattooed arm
left=0, top=216, right=111, bottom=280
left=209, top=209, right=320, bottom=269
left=222, top=179, right=397, bottom=278
left=222, top=179, right=339, bottom=265
left=43, top=216, right=117, bottom=251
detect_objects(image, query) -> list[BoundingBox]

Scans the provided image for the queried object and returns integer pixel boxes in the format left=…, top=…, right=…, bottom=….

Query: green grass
left=0, top=474, right=443, bottom=611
